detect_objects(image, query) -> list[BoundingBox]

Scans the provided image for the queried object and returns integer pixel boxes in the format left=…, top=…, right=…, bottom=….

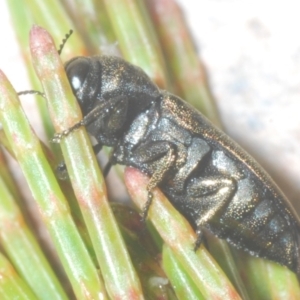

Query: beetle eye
left=65, top=57, right=90, bottom=93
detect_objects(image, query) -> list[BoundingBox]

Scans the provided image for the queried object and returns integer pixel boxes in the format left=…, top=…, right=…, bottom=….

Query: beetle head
left=65, top=56, right=101, bottom=115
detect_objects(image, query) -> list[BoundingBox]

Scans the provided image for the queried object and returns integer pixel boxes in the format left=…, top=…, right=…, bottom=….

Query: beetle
left=54, top=54, right=300, bottom=274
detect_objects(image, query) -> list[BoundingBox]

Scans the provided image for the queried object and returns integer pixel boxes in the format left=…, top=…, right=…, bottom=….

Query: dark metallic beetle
left=56, top=55, right=300, bottom=274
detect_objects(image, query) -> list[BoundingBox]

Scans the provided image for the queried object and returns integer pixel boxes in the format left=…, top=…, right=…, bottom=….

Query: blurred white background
left=1, top=0, right=300, bottom=212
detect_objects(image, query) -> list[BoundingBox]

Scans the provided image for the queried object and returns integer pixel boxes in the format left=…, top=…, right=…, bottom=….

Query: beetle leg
left=130, top=141, right=177, bottom=221
left=186, top=176, right=236, bottom=248
left=56, top=161, right=69, bottom=180
left=103, top=148, right=116, bottom=177
left=56, top=142, right=103, bottom=179
left=103, top=161, right=112, bottom=177
left=52, top=95, right=127, bottom=142
left=93, top=143, right=103, bottom=154
left=142, top=147, right=176, bottom=221
left=93, top=142, right=113, bottom=177
left=194, top=228, right=204, bottom=250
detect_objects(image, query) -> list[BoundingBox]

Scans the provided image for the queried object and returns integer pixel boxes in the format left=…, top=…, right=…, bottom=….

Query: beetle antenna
left=58, top=29, right=73, bottom=55
left=17, top=30, right=73, bottom=98
left=17, top=90, right=45, bottom=98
